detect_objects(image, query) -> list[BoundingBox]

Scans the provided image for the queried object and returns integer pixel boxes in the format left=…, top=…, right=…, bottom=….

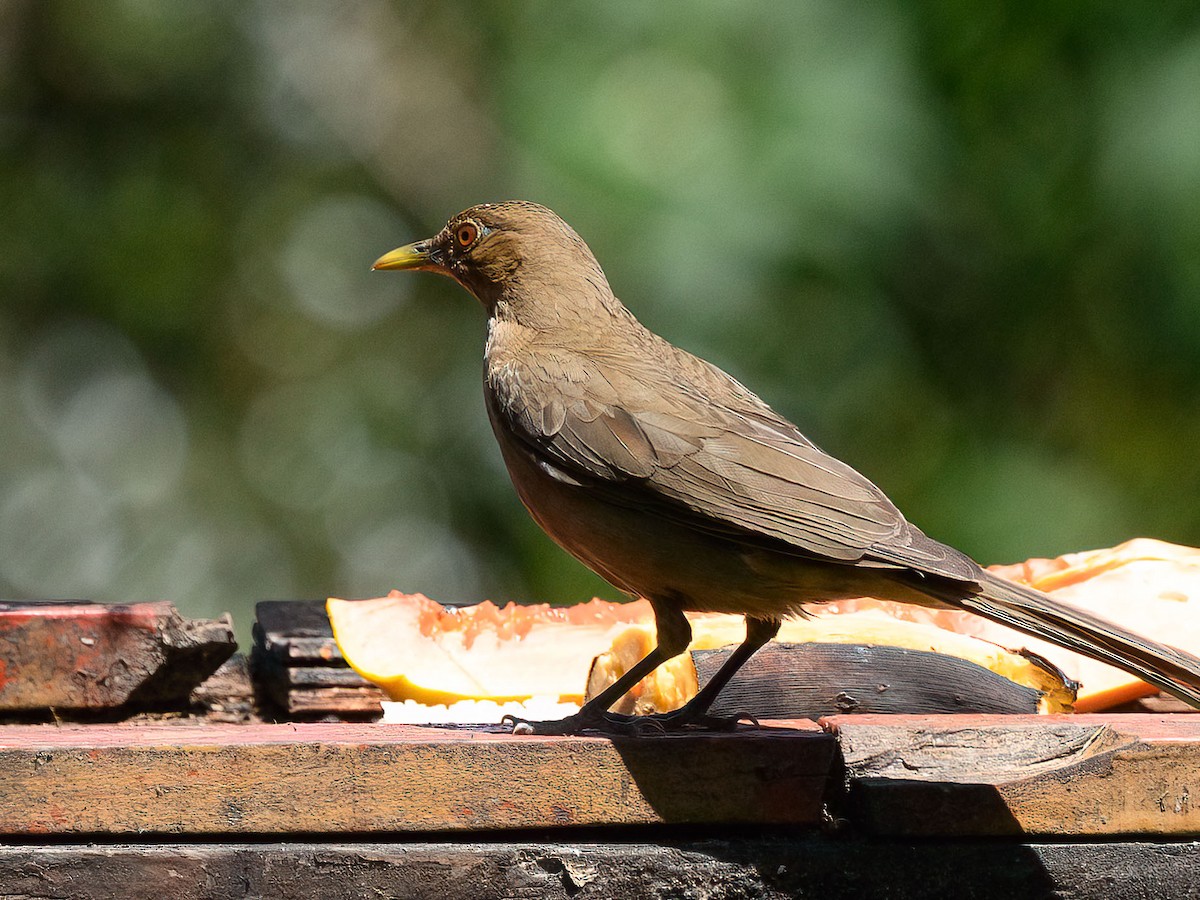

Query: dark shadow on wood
left=607, top=722, right=835, bottom=827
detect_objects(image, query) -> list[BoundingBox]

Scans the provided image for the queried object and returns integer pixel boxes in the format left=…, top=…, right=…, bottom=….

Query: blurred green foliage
left=2, top=1, right=1200, bottom=641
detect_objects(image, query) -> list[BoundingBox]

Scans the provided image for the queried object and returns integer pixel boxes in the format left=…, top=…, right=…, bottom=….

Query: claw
left=502, top=709, right=639, bottom=736
left=503, top=706, right=752, bottom=736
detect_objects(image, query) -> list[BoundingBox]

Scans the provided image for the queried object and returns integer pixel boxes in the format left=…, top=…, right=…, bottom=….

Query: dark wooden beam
left=0, top=838, right=1197, bottom=900
left=251, top=600, right=385, bottom=720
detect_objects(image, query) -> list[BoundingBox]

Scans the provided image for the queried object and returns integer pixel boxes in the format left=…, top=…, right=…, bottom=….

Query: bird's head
left=373, top=201, right=613, bottom=319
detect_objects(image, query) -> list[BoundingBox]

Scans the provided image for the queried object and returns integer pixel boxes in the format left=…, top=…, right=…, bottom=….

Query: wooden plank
left=252, top=657, right=385, bottom=717
left=253, top=599, right=345, bottom=665
left=251, top=600, right=386, bottom=720
left=0, top=720, right=833, bottom=834
left=188, top=654, right=259, bottom=724
left=1, top=839, right=1198, bottom=900
left=284, top=686, right=384, bottom=717
left=284, top=666, right=377, bottom=688
left=827, top=713, right=1200, bottom=837
left=255, top=598, right=335, bottom=640
left=0, top=601, right=235, bottom=713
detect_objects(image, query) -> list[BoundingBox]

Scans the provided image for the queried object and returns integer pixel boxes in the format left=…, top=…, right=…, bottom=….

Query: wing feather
left=488, top=344, right=977, bottom=579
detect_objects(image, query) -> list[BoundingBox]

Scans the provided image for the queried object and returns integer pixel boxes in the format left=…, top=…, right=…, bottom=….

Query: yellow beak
left=371, top=240, right=435, bottom=271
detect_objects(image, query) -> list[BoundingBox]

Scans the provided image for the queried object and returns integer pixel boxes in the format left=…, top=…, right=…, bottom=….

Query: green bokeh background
left=2, top=2, right=1200, bottom=642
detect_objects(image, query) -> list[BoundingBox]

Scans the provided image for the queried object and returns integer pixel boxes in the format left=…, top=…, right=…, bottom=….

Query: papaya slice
left=327, top=591, right=652, bottom=704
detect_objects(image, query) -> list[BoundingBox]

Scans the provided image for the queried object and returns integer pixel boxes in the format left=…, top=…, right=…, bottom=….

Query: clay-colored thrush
left=375, top=201, right=1200, bottom=733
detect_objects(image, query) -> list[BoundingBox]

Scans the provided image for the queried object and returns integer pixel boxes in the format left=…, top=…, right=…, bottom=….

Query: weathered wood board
left=827, top=713, right=1200, bottom=837
left=0, top=839, right=1197, bottom=900
left=0, top=720, right=833, bottom=834
left=0, top=601, right=235, bottom=714
left=252, top=600, right=343, bottom=666
left=251, top=600, right=385, bottom=719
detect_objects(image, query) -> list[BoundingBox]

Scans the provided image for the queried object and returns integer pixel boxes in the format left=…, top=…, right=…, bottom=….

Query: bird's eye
left=455, top=222, right=479, bottom=249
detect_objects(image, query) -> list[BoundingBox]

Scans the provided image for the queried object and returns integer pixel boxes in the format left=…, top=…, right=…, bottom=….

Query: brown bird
left=374, top=200, right=1200, bottom=734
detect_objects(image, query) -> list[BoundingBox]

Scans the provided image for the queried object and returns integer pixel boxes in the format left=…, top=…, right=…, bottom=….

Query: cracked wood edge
left=824, top=714, right=1200, bottom=836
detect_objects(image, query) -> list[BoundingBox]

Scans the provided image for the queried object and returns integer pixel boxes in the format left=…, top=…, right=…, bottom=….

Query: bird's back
left=485, top=289, right=982, bottom=590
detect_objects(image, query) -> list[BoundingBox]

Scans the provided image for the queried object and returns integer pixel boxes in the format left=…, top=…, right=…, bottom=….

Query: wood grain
left=2, top=839, right=1198, bottom=900
left=827, top=713, right=1200, bottom=836
left=0, top=601, right=235, bottom=713
left=0, top=720, right=833, bottom=834
left=251, top=600, right=385, bottom=719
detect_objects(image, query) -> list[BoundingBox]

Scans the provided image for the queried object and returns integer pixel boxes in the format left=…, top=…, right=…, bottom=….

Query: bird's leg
left=504, top=599, right=692, bottom=736
left=647, top=616, right=781, bottom=730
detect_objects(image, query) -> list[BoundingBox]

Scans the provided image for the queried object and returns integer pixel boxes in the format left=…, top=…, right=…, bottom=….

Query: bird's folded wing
left=491, top=351, right=975, bottom=577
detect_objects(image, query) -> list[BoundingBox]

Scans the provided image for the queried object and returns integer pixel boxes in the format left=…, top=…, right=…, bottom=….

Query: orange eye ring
left=455, top=222, right=479, bottom=249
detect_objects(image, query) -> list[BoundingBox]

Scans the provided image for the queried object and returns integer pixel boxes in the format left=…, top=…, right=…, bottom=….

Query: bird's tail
left=935, top=570, right=1200, bottom=708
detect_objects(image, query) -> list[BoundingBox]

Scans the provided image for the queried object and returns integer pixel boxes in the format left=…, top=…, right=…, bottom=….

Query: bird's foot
left=503, top=706, right=758, bottom=736
left=501, top=709, right=640, bottom=736
left=636, top=706, right=758, bottom=733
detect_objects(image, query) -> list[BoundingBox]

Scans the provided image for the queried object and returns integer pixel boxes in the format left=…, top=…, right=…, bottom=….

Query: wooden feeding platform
left=1, top=600, right=1199, bottom=899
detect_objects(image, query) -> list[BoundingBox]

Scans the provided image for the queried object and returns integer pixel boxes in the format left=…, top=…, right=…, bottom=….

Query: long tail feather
left=932, top=570, right=1200, bottom=708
